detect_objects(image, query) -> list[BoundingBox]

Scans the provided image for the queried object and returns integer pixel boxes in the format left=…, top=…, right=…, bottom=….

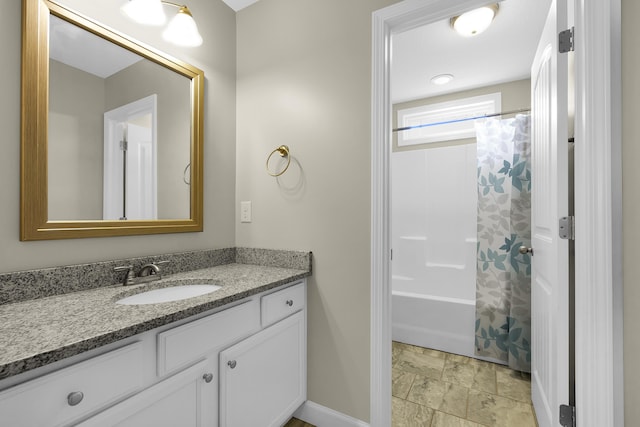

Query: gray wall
left=236, top=0, right=399, bottom=421
left=0, top=0, right=236, bottom=272
left=622, top=0, right=639, bottom=423
left=48, top=59, right=105, bottom=220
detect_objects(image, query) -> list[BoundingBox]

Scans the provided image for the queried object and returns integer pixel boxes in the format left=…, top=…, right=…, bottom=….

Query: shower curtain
left=474, top=114, right=532, bottom=372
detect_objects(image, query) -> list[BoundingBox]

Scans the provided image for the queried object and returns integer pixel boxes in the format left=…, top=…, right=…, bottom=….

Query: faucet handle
left=114, top=265, right=135, bottom=285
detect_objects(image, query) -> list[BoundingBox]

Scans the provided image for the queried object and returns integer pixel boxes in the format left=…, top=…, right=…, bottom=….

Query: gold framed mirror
left=21, top=0, right=204, bottom=240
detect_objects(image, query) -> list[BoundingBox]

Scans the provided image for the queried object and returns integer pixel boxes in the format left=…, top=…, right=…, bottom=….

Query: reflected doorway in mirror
left=103, top=95, right=158, bottom=221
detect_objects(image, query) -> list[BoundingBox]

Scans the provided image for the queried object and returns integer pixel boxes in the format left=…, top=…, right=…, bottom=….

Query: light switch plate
left=240, top=201, right=252, bottom=223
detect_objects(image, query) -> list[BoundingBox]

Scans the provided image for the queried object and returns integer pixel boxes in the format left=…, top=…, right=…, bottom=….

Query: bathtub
left=392, top=277, right=504, bottom=364
left=391, top=233, right=478, bottom=359
left=392, top=277, right=477, bottom=358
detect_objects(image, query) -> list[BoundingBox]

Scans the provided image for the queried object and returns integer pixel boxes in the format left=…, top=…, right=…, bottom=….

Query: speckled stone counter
left=0, top=249, right=311, bottom=381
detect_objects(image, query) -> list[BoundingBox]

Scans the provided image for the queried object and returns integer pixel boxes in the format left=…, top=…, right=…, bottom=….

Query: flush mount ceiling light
left=122, top=0, right=203, bottom=47
left=450, top=4, right=499, bottom=37
left=431, top=74, right=454, bottom=85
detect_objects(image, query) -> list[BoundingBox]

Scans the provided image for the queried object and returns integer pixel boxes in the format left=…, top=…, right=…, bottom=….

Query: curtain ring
left=266, top=145, right=291, bottom=177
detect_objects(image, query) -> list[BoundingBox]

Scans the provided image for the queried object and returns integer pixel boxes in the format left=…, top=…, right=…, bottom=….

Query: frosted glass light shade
left=451, top=5, right=498, bottom=37
left=121, top=0, right=166, bottom=26
left=162, top=7, right=203, bottom=47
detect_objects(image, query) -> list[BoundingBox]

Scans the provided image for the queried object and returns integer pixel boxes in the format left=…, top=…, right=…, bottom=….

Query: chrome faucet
left=139, top=263, right=161, bottom=278
left=114, top=261, right=169, bottom=286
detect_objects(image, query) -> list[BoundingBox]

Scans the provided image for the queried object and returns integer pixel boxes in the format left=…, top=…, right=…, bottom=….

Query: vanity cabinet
left=77, top=358, right=216, bottom=427
left=0, top=279, right=306, bottom=427
left=79, top=299, right=261, bottom=427
left=0, top=342, right=145, bottom=427
left=219, top=310, right=306, bottom=427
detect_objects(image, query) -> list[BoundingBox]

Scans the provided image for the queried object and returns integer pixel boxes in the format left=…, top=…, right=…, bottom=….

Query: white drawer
left=261, top=282, right=305, bottom=327
left=157, top=299, right=260, bottom=376
left=0, top=342, right=144, bottom=427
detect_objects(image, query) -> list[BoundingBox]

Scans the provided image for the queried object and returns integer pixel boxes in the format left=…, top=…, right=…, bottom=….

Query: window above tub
left=397, top=92, right=501, bottom=146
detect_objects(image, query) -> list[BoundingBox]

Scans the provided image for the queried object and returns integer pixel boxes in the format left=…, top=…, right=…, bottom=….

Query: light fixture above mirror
left=122, top=0, right=203, bottom=47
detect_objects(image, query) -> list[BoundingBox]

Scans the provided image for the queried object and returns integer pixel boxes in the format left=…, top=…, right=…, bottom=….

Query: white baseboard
left=293, top=400, right=370, bottom=427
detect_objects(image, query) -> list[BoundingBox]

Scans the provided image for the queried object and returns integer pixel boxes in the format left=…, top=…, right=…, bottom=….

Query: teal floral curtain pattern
left=474, top=114, right=532, bottom=372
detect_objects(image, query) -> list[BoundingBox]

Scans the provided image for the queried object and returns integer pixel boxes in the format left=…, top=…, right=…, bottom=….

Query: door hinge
left=559, top=27, right=574, bottom=53
left=559, top=216, right=575, bottom=240
left=559, top=404, right=576, bottom=427
left=390, top=249, right=393, bottom=261
left=120, top=139, right=128, bottom=151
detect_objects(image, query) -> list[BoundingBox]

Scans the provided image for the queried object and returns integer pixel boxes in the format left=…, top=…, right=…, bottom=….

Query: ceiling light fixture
left=431, top=74, right=454, bottom=85
left=450, top=4, right=499, bottom=37
left=122, top=0, right=203, bottom=47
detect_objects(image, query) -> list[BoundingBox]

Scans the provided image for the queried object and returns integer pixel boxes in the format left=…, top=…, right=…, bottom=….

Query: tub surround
left=0, top=248, right=312, bottom=381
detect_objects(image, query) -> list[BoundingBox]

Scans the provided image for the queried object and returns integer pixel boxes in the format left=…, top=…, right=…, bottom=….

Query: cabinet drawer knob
left=67, top=391, right=84, bottom=406
left=286, top=299, right=294, bottom=306
left=203, top=373, right=213, bottom=383
left=228, top=360, right=237, bottom=369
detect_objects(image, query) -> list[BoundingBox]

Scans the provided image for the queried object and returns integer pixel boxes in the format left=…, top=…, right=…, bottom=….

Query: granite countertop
left=0, top=262, right=310, bottom=381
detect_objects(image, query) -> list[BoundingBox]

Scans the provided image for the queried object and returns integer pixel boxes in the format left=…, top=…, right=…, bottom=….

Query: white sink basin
left=116, top=284, right=221, bottom=305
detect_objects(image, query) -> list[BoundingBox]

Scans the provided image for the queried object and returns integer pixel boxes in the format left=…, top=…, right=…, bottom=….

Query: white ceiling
left=50, top=0, right=550, bottom=100
left=221, top=0, right=260, bottom=12
left=391, top=0, right=552, bottom=104
left=49, top=15, right=142, bottom=79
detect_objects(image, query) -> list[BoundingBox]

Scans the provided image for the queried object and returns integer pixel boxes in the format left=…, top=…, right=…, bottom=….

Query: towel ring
left=183, top=163, right=191, bottom=185
left=266, top=145, right=291, bottom=177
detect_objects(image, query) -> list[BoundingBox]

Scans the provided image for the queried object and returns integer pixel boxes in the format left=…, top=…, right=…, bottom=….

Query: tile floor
left=285, top=341, right=537, bottom=427
left=283, top=418, right=315, bottom=427
left=392, top=341, right=538, bottom=427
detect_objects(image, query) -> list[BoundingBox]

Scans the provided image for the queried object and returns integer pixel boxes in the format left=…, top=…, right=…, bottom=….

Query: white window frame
left=397, top=93, right=501, bottom=146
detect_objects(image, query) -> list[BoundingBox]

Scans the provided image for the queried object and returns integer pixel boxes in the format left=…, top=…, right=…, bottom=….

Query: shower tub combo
left=392, top=239, right=478, bottom=359
left=391, top=145, right=501, bottom=363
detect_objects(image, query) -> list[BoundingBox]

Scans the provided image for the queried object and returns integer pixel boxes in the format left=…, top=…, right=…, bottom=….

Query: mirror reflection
left=48, top=15, right=191, bottom=221
left=21, top=0, right=204, bottom=240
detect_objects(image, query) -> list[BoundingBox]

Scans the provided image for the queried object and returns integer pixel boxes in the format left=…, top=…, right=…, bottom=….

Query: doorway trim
left=370, top=1, right=623, bottom=426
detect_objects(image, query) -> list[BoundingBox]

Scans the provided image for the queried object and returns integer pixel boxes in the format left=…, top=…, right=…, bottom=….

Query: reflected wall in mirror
left=21, top=0, right=204, bottom=240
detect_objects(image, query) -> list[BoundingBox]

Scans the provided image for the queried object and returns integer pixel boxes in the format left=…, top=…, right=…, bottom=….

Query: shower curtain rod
left=393, top=107, right=531, bottom=132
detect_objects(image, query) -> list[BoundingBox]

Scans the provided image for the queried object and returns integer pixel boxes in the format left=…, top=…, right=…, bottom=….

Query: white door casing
left=530, top=1, right=570, bottom=425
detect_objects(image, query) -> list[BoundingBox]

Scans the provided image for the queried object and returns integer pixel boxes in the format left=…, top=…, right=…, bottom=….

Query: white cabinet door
left=219, top=311, right=306, bottom=427
left=78, top=359, right=216, bottom=427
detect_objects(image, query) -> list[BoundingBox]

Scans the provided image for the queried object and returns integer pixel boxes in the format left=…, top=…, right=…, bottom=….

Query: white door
left=125, top=122, right=156, bottom=220
left=530, top=0, right=570, bottom=426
